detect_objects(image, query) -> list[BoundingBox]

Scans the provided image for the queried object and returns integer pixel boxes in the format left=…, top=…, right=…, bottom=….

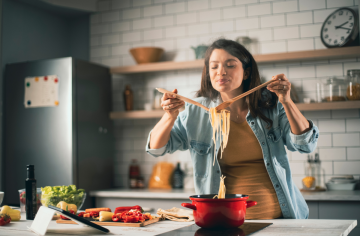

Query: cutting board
left=56, top=217, right=160, bottom=227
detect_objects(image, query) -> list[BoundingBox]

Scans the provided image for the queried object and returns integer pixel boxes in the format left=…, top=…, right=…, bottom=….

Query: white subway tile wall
left=91, top=0, right=360, bottom=189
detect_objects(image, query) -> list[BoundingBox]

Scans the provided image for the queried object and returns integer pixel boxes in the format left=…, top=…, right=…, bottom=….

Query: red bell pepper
left=0, top=214, right=11, bottom=226
left=77, top=212, right=85, bottom=217
left=89, top=211, right=99, bottom=218
left=112, top=214, right=120, bottom=222
left=60, top=210, right=75, bottom=220
left=123, top=215, right=138, bottom=223
left=114, top=205, right=143, bottom=214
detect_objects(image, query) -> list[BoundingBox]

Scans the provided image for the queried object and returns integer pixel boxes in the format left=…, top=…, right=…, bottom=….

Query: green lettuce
left=41, top=185, right=85, bottom=208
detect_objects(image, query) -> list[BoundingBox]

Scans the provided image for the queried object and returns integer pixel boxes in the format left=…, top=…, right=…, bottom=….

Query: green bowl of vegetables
left=40, top=185, right=86, bottom=210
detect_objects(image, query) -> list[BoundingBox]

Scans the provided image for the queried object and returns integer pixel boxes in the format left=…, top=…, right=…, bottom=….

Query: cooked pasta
left=209, top=108, right=230, bottom=166
left=213, top=175, right=226, bottom=199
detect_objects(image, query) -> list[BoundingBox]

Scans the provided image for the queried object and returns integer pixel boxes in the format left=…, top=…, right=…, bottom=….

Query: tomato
left=0, top=214, right=11, bottom=226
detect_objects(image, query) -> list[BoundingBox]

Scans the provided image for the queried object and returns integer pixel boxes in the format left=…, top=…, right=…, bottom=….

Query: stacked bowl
left=325, top=176, right=357, bottom=190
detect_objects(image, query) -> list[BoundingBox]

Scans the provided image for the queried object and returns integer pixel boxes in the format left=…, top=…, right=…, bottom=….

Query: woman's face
left=209, top=49, right=248, bottom=94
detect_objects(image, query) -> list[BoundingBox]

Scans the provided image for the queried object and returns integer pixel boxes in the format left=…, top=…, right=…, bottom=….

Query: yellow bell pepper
left=0, top=205, right=21, bottom=221
left=99, top=211, right=113, bottom=222
left=56, top=201, right=77, bottom=214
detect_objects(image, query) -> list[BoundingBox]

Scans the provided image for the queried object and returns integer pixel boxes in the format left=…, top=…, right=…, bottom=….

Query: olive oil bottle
left=25, top=165, right=37, bottom=220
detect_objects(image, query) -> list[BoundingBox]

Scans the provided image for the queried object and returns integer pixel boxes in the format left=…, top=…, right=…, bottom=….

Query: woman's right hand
left=161, top=89, right=185, bottom=119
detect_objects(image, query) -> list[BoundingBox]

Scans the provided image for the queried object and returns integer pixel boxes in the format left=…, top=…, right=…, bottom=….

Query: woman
left=146, top=39, right=319, bottom=219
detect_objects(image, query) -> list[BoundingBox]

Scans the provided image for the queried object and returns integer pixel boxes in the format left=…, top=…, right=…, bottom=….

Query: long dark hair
left=196, top=38, right=277, bottom=128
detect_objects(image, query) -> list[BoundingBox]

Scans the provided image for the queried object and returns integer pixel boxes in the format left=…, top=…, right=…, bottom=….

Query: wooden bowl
left=130, top=47, right=164, bottom=64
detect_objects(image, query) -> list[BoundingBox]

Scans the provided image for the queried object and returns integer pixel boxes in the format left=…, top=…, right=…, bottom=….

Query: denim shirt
left=146, top=96, right=319, bottom=219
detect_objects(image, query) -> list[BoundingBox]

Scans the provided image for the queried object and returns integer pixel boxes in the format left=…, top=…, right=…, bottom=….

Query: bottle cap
left=27, top=165, right=34, bottom=169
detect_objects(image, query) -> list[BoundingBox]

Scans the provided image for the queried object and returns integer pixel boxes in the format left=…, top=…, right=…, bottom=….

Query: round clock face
left=321, top=8, right=359, bottom=48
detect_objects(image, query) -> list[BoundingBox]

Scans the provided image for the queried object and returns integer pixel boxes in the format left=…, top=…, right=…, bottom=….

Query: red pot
left=181, top=194, right=257, bottom=229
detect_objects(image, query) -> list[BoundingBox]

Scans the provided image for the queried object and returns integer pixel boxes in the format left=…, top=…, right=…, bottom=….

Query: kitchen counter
left=89, top=189, right=360, bottom=201
left=0, top=213, right=356, bottom=236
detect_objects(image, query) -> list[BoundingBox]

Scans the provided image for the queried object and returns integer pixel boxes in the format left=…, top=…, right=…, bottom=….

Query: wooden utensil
left=156, top=88, right=210, bottom=111
left=214, top=80, right=274, bottom=112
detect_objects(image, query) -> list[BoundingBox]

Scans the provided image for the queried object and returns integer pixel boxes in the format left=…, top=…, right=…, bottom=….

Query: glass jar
left=153, top=89, right=162, bottom=110
left=346, top=70, right=360, bottom=100
left=302, top=155, right=316, bottom=190
left=323, top=77, right=347, bottom=102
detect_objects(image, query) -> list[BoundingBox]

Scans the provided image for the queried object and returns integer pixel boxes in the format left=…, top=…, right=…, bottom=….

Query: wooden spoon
left=214, top=80, right=275, bottom=112
left=156, top=88, right=210, bottom=111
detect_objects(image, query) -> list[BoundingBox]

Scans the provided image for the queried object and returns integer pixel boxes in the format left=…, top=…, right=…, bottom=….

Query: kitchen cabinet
left=307, top=201, right=360, bottom=236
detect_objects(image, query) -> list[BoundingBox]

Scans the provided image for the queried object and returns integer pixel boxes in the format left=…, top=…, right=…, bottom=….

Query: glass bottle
left=136, top=176, right=145, bottom=189
left=25, top=165, right=37, bottom=220
left=316, top=81, right=325, bottom=103
left=124, top=85, right=133, bottom=111
left=129, top=159, right=140, bottom=189
left=314, top=153, right=322, bottom=188
left=172, top=162, right=184, bottom=189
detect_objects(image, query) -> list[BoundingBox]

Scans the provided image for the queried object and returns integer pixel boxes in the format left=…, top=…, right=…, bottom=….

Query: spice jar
left=323, top=77, right=347, bottom=102
left=346, top=70, right=360, bottom=100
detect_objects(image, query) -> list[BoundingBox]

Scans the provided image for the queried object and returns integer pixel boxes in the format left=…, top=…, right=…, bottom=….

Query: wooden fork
left=214, top=80, right=275, bottom=112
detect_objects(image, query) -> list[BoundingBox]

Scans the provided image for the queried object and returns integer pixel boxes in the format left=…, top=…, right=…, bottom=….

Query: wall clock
left=320, top=7, right=359, bottom=48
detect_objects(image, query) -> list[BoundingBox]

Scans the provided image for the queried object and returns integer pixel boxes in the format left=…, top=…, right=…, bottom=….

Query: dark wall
left=2, top=0, right=89, bottom=65
left=69, top=15, right=89, bottom=61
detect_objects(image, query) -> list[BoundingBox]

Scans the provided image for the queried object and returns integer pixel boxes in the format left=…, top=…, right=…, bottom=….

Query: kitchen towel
left=157, top=207, right=194, bottom=222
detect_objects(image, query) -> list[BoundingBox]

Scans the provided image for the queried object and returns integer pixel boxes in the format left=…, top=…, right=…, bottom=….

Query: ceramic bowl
left=325, top=182, right=356, bottom=191
left=130, top=47, right=164, bottom=64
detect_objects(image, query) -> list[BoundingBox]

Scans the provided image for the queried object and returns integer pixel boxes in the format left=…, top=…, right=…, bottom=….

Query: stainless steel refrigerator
left=2, top=57, right=114, bottom=208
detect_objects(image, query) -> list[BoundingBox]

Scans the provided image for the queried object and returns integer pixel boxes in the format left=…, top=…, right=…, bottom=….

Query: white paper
left=24, top=75, right=59, bottom=108
left=29, top=206, right=56, bottom=235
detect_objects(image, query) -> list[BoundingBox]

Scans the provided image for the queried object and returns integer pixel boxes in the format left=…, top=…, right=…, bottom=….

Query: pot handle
left=246, top=200, right=257, bottom=209
left=181, top=203, right=197, bottom=211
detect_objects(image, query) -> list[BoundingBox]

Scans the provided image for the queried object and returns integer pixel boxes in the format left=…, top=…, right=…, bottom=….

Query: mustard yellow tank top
left=218, top=120, right=282, bottom=219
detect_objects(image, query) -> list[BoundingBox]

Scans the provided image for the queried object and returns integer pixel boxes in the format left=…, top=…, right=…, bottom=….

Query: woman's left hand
left=266, top=74, right=292, bottom=104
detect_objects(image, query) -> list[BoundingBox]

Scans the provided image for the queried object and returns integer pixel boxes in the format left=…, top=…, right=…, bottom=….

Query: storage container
left=323, top=77, right=347, bottom=102
left=346, top=70, right=360, bottom=100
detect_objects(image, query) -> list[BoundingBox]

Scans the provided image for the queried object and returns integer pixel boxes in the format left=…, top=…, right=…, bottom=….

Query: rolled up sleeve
left=289, top=120, right=318, bottom=146
left=278, top=102, right=319, bottom=153
left=145, top=130, right=167, bottom=157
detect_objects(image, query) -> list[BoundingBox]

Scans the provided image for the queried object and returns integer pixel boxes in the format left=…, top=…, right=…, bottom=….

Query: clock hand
left=337, top=26, right=352, bottom=30
left=335, top=21, right=349, bottom=29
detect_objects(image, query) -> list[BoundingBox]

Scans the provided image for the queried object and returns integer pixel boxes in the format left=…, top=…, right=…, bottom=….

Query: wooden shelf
left=110, top=101, right=360, bottom=119
left=110, top=110, right=165, bottom=119
left=110, top=46, right=360, bottom=74
left=296, top=100, right=360, bottom=111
